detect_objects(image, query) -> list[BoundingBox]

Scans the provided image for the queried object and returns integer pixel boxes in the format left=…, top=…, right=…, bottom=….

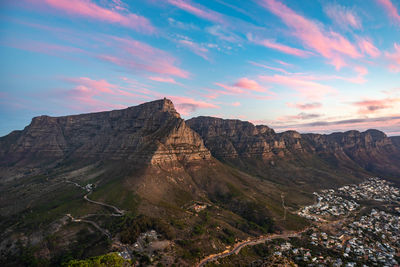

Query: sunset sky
left=0, top=0, right=400, bottom=136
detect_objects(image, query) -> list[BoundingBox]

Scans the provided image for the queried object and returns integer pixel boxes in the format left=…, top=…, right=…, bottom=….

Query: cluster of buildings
left=298, top=190, right=359, bottom=221
left=298, top=177, right=400, bottom=221
left=338, top=177, right=400, bottom=202
left=133, top=230, right=159, bottom=252
left=267, top=207, right=400, bottom=266
left=272, top=242, right=345, bottom=266
left=84, top=183, right=93, bottom=192
left=303, top=209, right=399, bottom=265
left=188, top=202, right=208, bottom=213
left=291, top=177, right=400, bottom=265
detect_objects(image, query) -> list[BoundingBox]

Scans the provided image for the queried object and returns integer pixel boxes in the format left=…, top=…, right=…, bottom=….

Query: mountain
left=391, top=135, right=400, bottom=150
left=187, top=117, right=400, bottom=186
left=0, top=99, right=209, bottom=178
left=1, top=99, right=399, bottom=266
left=0, top=99, right=289, bottom=266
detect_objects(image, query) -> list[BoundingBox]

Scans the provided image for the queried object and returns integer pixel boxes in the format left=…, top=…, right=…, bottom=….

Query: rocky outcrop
left=185, top=117, right=304, bottom=160
left=390, top=136, right=400, bottom=150
left=0, top=99, right=210, bottom=173
left=187, top=117, right=400, bottom=178
left=1, top=101, right=399, bottom=180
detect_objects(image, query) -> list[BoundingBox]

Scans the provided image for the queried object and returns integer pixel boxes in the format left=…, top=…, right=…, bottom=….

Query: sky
left=0, top=0, right=400, bottom=137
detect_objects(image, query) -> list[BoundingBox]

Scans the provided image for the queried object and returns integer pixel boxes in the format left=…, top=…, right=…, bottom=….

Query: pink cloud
left=249, top=61, right=290, bottom=74
left=98, top=36, right=189, bottom=78
left=65, top=77, right=116, bottom=93
left=352, top=98, right=400, bottom=114
left=324, top=4, right=362, bottom=30
left=214, top=77, right=270, bottom=97
left=377, top=0, right=400, bottom=24
left=1, top=38, right=84, bottom=56
left=206, top=25, right=241, bottom=43
left=231, top=102, right=241, bottom=107
left=270, top=115, right=400, bottom=135
left=40, top=0, right=155, bottom=33
left=167, top=95, right=219, bottom=115
left=234, top=78, right=265, bottom=92
left=178, top=39, right=209, bottom=60
left=247, top=35, right=311, bottom=57
left=358, top=38, right=381, bottom=58
left=287, top=102, right=322, bottom=110
left=260, top=0, right=362, bottom=69
left=275, top=60, right=293, bottom=67
left=61, top=76, right=148, bottom=111
left=277, top=112, right=321, bottom=122
left=215, top=83, right=244, bottom=94
left=167, top=0, right=225, bottom=24
left=385, top=43, right=400, bottom=72
left=148, top=76, right=179, bottom=84
left=4, top=21, right=188, bottom=79
left=259, top=74, right=335, bottom=100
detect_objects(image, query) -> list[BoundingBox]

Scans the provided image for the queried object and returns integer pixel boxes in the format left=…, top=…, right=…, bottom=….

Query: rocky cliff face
left=301, top=130, right=400, bottom=174
left=390, top=136, right=400, bottom=150
left=185, top=116, right=303, bottom=160
left=187, top=117, right=400, bottom=179
left=0, top=99, right=210, bottom=175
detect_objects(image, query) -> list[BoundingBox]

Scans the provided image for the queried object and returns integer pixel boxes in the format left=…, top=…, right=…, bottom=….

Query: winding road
left=84, top=192, right=125, bottom=215
left=66, top=213, right=111, bottom=238
left=64, top=180, right=124, bottom=238
left=196, top=229, right=309, bottom=267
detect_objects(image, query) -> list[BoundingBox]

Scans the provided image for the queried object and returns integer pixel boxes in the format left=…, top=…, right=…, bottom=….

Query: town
left=264, top=178, right=400, bottom=266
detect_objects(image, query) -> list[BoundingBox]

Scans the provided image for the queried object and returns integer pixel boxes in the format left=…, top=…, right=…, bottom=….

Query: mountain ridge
left=1, top=99, right=399, bottom=266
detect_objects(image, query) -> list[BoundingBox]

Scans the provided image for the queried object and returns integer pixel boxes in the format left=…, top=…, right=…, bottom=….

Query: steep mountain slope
left=187, top=117, right=400, bottom=187
left=391, top=136, right=400, bottom=150
left=0, top=99, right=210, bottom=178
left=1, top=100, right=399, bottom=266
left=0, top=99, right=293, bottom=266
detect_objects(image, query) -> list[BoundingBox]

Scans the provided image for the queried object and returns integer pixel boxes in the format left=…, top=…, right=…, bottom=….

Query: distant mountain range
left=1, top=98, right=399, bottom=266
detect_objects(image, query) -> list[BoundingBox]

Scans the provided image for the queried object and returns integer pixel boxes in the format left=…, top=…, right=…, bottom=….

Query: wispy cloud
left=233, top=77, right=266, bottom=92
left=97, top=36, right=190, bottom=78
left=167, top=0, right=225, bottom=24
left=249, top=61, right=290, bottom=74
left=259, top=0, right=362, bottom=69
left=324, top=3, right=362, bottom=30
left=259, top=74, right=335, bottom=100
left=148, top=76, right=180, bottom=85
left=178, top=39, right=209, bottom=60
left=3, top=20, right=189, bottom=78
left=39, top=0, right=156, bottom=33
left=270, top=115, right=400, bottom=135
left=278, top=112, right=321, bottom=121
left=214, top=77, right=270, bottom=95
left=247, top=34, right=312, bottom=57
left=358, top=38, right=381, bottom=58
left=231, top=101, right=241, bottom=106
left=352, top=98, right=400, bottom=114
left=167, top=95, right=219, bottom=115
left=65, top=77, right=116, bottom=93
left=60, top=77, right=146, bottom=111
left=0, top=38, right=84, bottom=56
left=287, top=102, right=322, bottom=110
left=385, top=43, right=400, bottom=72
left=209, top=77, right=274, bottom=101
left=377, top=0, right=400, bottom=24
left=206, top=25, right=241, bottom=43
